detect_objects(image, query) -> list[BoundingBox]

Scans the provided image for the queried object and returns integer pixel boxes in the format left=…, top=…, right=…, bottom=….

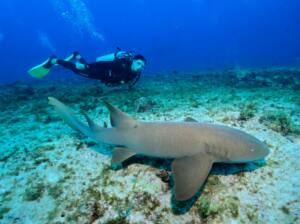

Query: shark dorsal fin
left=103, top=100, right=138, bottom=128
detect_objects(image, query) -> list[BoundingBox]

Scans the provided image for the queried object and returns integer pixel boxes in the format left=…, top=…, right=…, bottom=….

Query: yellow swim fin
left=28, top=57, right=54, bottom=78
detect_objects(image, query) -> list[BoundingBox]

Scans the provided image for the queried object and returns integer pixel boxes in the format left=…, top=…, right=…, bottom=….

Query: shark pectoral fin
left=112, top=147, right=136, bottom=164
left=172, top=154, right=213, bottom=201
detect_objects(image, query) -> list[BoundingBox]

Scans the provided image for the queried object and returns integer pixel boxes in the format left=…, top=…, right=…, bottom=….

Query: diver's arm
left=96, top=53, right=115, bottom=62
left=96, top=51, right=132, bottom=62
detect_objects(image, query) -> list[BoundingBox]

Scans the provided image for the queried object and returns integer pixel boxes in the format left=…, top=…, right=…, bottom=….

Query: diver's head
left=131, top=54, right=146, bottom=73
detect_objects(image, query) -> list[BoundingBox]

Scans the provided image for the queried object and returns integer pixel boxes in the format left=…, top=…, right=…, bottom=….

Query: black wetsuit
left=56, top=56, right=141, bottom=87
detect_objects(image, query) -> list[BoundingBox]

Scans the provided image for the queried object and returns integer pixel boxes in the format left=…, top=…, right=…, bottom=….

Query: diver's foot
left=65, top=51, right=80, bottom=62
left=28, top=55, right=57, bottom=78
left=75, top=62, right=88, bottom=70
left=43, top=55, right=57, bottom=69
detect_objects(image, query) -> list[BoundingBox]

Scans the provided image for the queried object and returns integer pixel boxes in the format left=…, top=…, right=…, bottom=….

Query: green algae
left=106, top=215, right=129, bottom=224
left=267, top=158, right=280, bottom=167
left=89, top=202, right=106, bottom=223
left=203, top=175, right=224, bottom=195
left=58, top=163, right=76, bottom=180
left=197, top=196, right=220, bottom=218
left=86, top=178, right=160, bottom=219
left=48, top=184, right=64, bottom=199
left=225, top=196, right=240, bottom=218
left=194, top=175, right=237, bottom=220
left=280, top=205, right=290, bottom=215
left=0, top=207, right=11, bottom=219
left=63, top=200, right=96, bottom=223
left=30, top=145, right=55, bottom=165
left=46, top=206, right=61, bottom=223
left=134, top=191, right=161, bottom=217
left=190, top=99, right=200, bottom=108
left=198, top=195, right=240, bottom=219
left=1, top=190, right=12, bottom=202
left=238, top=103, right=257, bottom=121
left=195, top=175, right=240, bottom=220
left=246, top=207, right=259, bottom=223
left=23, top=182, right=45, bottom=201
left=259, top=111, right=299, bottom=135
left=86, top=186, right=103, bottom=201
left=291, top=95, right=300, bottom=106
left=86, top=184, right=124, bottom=209
left=0, top=150, right=17, bottom=162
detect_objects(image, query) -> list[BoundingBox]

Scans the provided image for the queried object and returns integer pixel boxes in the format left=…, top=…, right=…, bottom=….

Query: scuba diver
left=28, top=48, right=146, bottom=88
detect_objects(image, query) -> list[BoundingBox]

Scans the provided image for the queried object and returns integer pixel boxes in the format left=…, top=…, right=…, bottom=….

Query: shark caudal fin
left=48, top=97, right=123, bottom=146
left=49, top=97, right=137, bottom=164
left=48, top=97, right=92, bottom=136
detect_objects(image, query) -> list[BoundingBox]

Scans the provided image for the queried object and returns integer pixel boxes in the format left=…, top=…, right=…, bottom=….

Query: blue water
left=0, top=0, right=299, bottom=84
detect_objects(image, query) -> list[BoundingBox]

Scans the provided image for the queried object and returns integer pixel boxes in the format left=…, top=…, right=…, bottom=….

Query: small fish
left=48, top=97, right=269, bottom=201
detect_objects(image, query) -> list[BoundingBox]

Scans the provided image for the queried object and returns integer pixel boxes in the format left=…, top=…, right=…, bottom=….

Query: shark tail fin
left=48, top=97, right=120, bottom=145
left=48, top=97, right=92, bottom=136
left=103, top=100, right=138, bottom=128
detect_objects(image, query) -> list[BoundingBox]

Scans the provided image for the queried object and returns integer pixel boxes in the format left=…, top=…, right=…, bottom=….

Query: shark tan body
left=48, top=97, right=269, bottom=201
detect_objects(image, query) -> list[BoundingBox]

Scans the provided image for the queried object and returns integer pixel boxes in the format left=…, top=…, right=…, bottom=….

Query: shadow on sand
left=114, top=155, right=266, bottom=215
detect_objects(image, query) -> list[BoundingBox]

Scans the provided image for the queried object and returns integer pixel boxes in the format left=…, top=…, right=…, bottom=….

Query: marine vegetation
left=259, top=111, right=300, bottom=136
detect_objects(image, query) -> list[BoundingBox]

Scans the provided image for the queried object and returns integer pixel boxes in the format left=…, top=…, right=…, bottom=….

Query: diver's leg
left=42, top=55, right=57, bottom=69
left=55, top=59, right=85, bottom=74
left=28, top=54, right=89, bottom=79
left=64, top=51, right=88, bottom=63
left=75, top=53, right=88, bottom=65
left=64, top=51, right=79, bottom=62
left=64, top=52, right=90, bottom=71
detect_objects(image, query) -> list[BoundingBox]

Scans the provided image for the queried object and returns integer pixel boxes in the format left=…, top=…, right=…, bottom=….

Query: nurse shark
left=48, top=97, right=269, bottom=201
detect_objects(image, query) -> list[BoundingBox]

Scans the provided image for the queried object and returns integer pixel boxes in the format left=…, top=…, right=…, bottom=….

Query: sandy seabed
left=0, top=67, right=299, bottom=224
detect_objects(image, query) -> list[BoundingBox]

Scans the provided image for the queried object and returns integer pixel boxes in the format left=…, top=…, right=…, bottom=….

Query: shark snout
left=251, top=142, right=270, bottom=161
left=261, top=144, right=270, bottom=158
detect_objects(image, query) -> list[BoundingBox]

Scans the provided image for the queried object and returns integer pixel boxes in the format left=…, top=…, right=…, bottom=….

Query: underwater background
left=0, top=0, right=300, bottom=223
left=0, top=0, right=300, bottom=83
